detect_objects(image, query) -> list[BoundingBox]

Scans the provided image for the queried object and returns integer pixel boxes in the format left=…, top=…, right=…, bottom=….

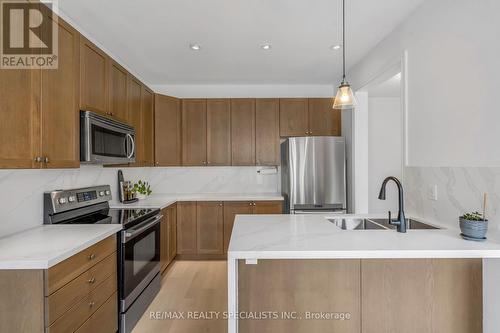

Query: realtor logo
left=1, top=0, right=58, bottom=68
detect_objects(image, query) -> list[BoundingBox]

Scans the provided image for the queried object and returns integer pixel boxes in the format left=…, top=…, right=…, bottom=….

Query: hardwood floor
left=132, top=260, right=228, bottom=333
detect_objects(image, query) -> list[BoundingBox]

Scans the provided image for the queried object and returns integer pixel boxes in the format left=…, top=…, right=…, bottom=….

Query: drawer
left=47, top=273, right=116, bottom=333
left=74, top=292, right=118, bottom=333
left=47, top=235, right=116, bottom=295
left=47, top=253, right=116, bottom=325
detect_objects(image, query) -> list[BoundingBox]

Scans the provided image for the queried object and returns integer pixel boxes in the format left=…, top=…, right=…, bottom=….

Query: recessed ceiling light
left=261, top=43, right=272, bottom=50
left=189, top=44, right=201, bottom=51
left=331, top=44, right=342, bottom=51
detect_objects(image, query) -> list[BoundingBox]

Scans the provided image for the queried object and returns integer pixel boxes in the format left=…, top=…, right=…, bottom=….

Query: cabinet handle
left=88, top=253, right=96, bottom=260
left=219, top=203, right=223, bottom=207
left=34, top=156, right=42, bottom=163
left=87, top=277, right=96, bottom=284
left=44, top=157, right=49, bottom=163
left=89, top=301, right=95, bottom=307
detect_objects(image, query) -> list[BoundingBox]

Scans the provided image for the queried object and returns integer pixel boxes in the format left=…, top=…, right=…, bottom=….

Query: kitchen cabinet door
left=142, top=86, right=155, bottom=166
left=0, top=68, right=40, bottom=168
left=308, top=98, right=341, bottom=136
left=361, top=259, right=482, bottom=333
left=279, top=98, right=309, bottom=137
left=108, top=61, right=129, bottom=123
left=182, top=99, right=207, bottom=166
left=255, top=99, right=280, bottom=166
left=176, top=202, right=197, bottom=255
left=207, top=99, right=231, bottom=165
left=231, top=99, right=256, bottom=165
left=41, top=17, right=80, bottom=169
left=160, top=209, right=169, bottom=274
left=167, top=205, right=177, bottom=264
left=196, top=202, right=224, bottom=254
left=155, top=95, right=181, bottom=166
left=127, top=77, right=143, bottom=166
left=80, top=37, right=109, bottom=115
left=253, top=201, right=283, bottom=214
left=223, top=202, right=254, bottom=253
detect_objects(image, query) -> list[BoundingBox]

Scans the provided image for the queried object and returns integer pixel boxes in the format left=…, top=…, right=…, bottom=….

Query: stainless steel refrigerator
left=281, top=137, right=346, bottom=214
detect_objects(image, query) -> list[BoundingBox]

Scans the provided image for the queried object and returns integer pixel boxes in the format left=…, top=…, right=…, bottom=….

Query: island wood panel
left=231, top=99, right=255, bottom=165
left=128, top=77, right=143, bottom=166
left=108, top=60, right=129, bottom=123
left=238, top=259, right=361, bottom=333
left=176, top=202, right=198, bottom=254
left=361, top=259, right=482, bottom=333
left=279, top=98, right=309, bottom=137
left=40, top=16, right=80, bottom=169
left=142, top=86, right=155, bottom=166
left=0, top=67, right=39, bottom=168
left=80, top=37, right=109, bottom=115
left=196, top=202, right=224, bottom=254
left=207, top=99, right=231, bottom=165
left=182, top=99, right=207, bottom=166
left=255, top=99, right=280, bottom=166
left=308, top=98, right=341, bottom=136
left=223, top=202, right=254, bottom=253
left=155, top=95, right=181, bottom=166
left=253, top=201, right=283, bottom=214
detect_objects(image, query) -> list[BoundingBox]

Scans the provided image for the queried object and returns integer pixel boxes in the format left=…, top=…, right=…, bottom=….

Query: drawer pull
left=89, top=301, right=95, bottom=307
left=88, top=277, right=96, bottom=284
left=88, top=253, right=96, bottom=260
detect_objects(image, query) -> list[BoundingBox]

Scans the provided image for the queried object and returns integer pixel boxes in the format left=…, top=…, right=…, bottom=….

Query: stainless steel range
left=44, top=185, right=162, bottom=333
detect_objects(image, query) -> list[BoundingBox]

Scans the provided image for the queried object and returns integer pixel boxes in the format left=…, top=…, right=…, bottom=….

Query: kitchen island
left=227, top=214, right=500, bottom=333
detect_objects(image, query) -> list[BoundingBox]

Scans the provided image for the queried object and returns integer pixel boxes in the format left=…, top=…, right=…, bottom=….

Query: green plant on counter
left=461, top=212, right=485, bottom=221
left=132, top=180, right=152, bottom=196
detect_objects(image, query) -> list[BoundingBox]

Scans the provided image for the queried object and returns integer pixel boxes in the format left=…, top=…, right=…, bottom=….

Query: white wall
left=353, top=92, right=369, bottom=214
left=0, top=166, right=279, bottom=238
left=368, top=97, right=402, bottom=213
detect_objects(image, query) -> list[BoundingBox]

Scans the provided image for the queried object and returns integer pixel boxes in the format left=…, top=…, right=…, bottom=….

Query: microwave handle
left=126, top=134, right=135, bottom=159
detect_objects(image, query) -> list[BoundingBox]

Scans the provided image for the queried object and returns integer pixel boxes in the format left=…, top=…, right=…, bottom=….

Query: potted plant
left=459, top=211, right=488, bottom=241
left=132, top=180, right=152, bottom=200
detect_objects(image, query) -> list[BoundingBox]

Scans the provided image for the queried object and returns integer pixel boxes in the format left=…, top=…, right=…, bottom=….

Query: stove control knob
left=99, top=191, right=105, bottom=197
left=58, top=197, right=67, bottom=204
left=105, top=190, right=110, bottom=195
left=68, top=196, right=76, bottom=203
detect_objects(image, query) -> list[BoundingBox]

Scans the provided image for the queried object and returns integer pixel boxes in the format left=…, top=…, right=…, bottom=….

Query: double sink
left=328, top=217, right=441, bottom=230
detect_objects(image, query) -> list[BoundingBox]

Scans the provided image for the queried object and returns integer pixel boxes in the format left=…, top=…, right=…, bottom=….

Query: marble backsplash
left=0, top=165, right=279, bottom=237
left=405, top=167, right=500, bottom=231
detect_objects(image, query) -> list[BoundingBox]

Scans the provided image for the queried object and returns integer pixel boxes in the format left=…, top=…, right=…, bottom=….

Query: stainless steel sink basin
left=328, top=218, right=389, bottom=230
left=368, top=218, right=441, bottom=230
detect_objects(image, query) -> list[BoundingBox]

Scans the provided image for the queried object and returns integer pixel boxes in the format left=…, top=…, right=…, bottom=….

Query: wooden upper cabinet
left=206, top=99, right=231, bottom=166
left=308, top=98, right=341, bottom=136
left=127, top=77, right=143, bottom=166
left=176, top=202, right=197, bottom=255
left=279, top=98, right=309, bottom=137
left=196, top=202, right=224, bottom=254
left=80, top=37, right=109, bottom=115
left=223, top=202, right=253, bottom=253
left=0, top=68, right=39, bottom=168
left=231, top=99, right=256, bottom=165
left=182, top=99, right=207, bottom=166
left=142, top=86, right=155, bottom=166
left=41, top=17, right=80, bottom=169
left=108, top=61, right=129, bottom=123
left=255, top=99, right=280, bottom=166
left=155, top=94, right=181, bottom=166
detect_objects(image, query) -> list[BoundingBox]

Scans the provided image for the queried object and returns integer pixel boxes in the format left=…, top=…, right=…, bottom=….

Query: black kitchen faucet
left=378, top=176, right=407, bottom=233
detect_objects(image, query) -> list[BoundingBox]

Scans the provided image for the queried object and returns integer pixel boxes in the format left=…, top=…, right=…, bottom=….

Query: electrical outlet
left=428, top=185, right=438, bottom=201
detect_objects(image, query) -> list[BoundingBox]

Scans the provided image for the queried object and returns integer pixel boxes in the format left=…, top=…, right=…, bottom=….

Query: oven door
left=120, top=214, right=162, bottom=311
left=81, top=110, right=136, bottom=164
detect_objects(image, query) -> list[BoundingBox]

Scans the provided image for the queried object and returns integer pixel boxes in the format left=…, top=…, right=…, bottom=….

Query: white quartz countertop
left=228, top=214, right=500, bottom=259
left=109, top=193, right=284, bottom=209
left=0, top=224, right=122, bottom=269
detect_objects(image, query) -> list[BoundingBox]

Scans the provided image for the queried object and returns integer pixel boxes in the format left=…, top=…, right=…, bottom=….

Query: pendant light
left=333, top=0, right=356, bottom=110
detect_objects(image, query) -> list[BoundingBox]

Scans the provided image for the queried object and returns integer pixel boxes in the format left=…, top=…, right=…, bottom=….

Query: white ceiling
left=59, top=0, right=424, bottom=85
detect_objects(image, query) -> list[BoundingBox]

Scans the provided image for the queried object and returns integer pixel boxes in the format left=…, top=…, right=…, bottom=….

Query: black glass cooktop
left=61, top=207, right=159, bottom=228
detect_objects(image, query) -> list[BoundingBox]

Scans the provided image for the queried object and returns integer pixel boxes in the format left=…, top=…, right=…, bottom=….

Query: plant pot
left=459, top=217, right=488, bottom=239
left=136, top=193, right=147, bottom=200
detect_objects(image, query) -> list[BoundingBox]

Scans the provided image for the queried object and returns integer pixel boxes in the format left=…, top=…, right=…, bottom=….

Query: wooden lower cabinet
left=196, top=202, right=224, bottom=254
left=361, top=259, right=483, bottom=333
left=223, top=202, right=254, bottom=253
left=0, top=236, right=117, bottom=333
left=177, top=202, right=198, bottom=255
left=160, top=204, right=178, bottom=273
left=253, top=201, right=283, bottom=214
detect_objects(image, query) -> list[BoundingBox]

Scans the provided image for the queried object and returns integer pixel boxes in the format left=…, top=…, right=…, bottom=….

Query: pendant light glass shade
left=333, top=80, right=356, bottom=110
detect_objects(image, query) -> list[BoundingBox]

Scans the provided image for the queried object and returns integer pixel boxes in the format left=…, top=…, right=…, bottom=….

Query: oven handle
left=122, top=214, right=163, bottom=243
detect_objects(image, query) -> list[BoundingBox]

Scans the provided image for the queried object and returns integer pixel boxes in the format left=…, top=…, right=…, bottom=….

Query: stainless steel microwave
left=80, top=111, right=136, bottom=164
